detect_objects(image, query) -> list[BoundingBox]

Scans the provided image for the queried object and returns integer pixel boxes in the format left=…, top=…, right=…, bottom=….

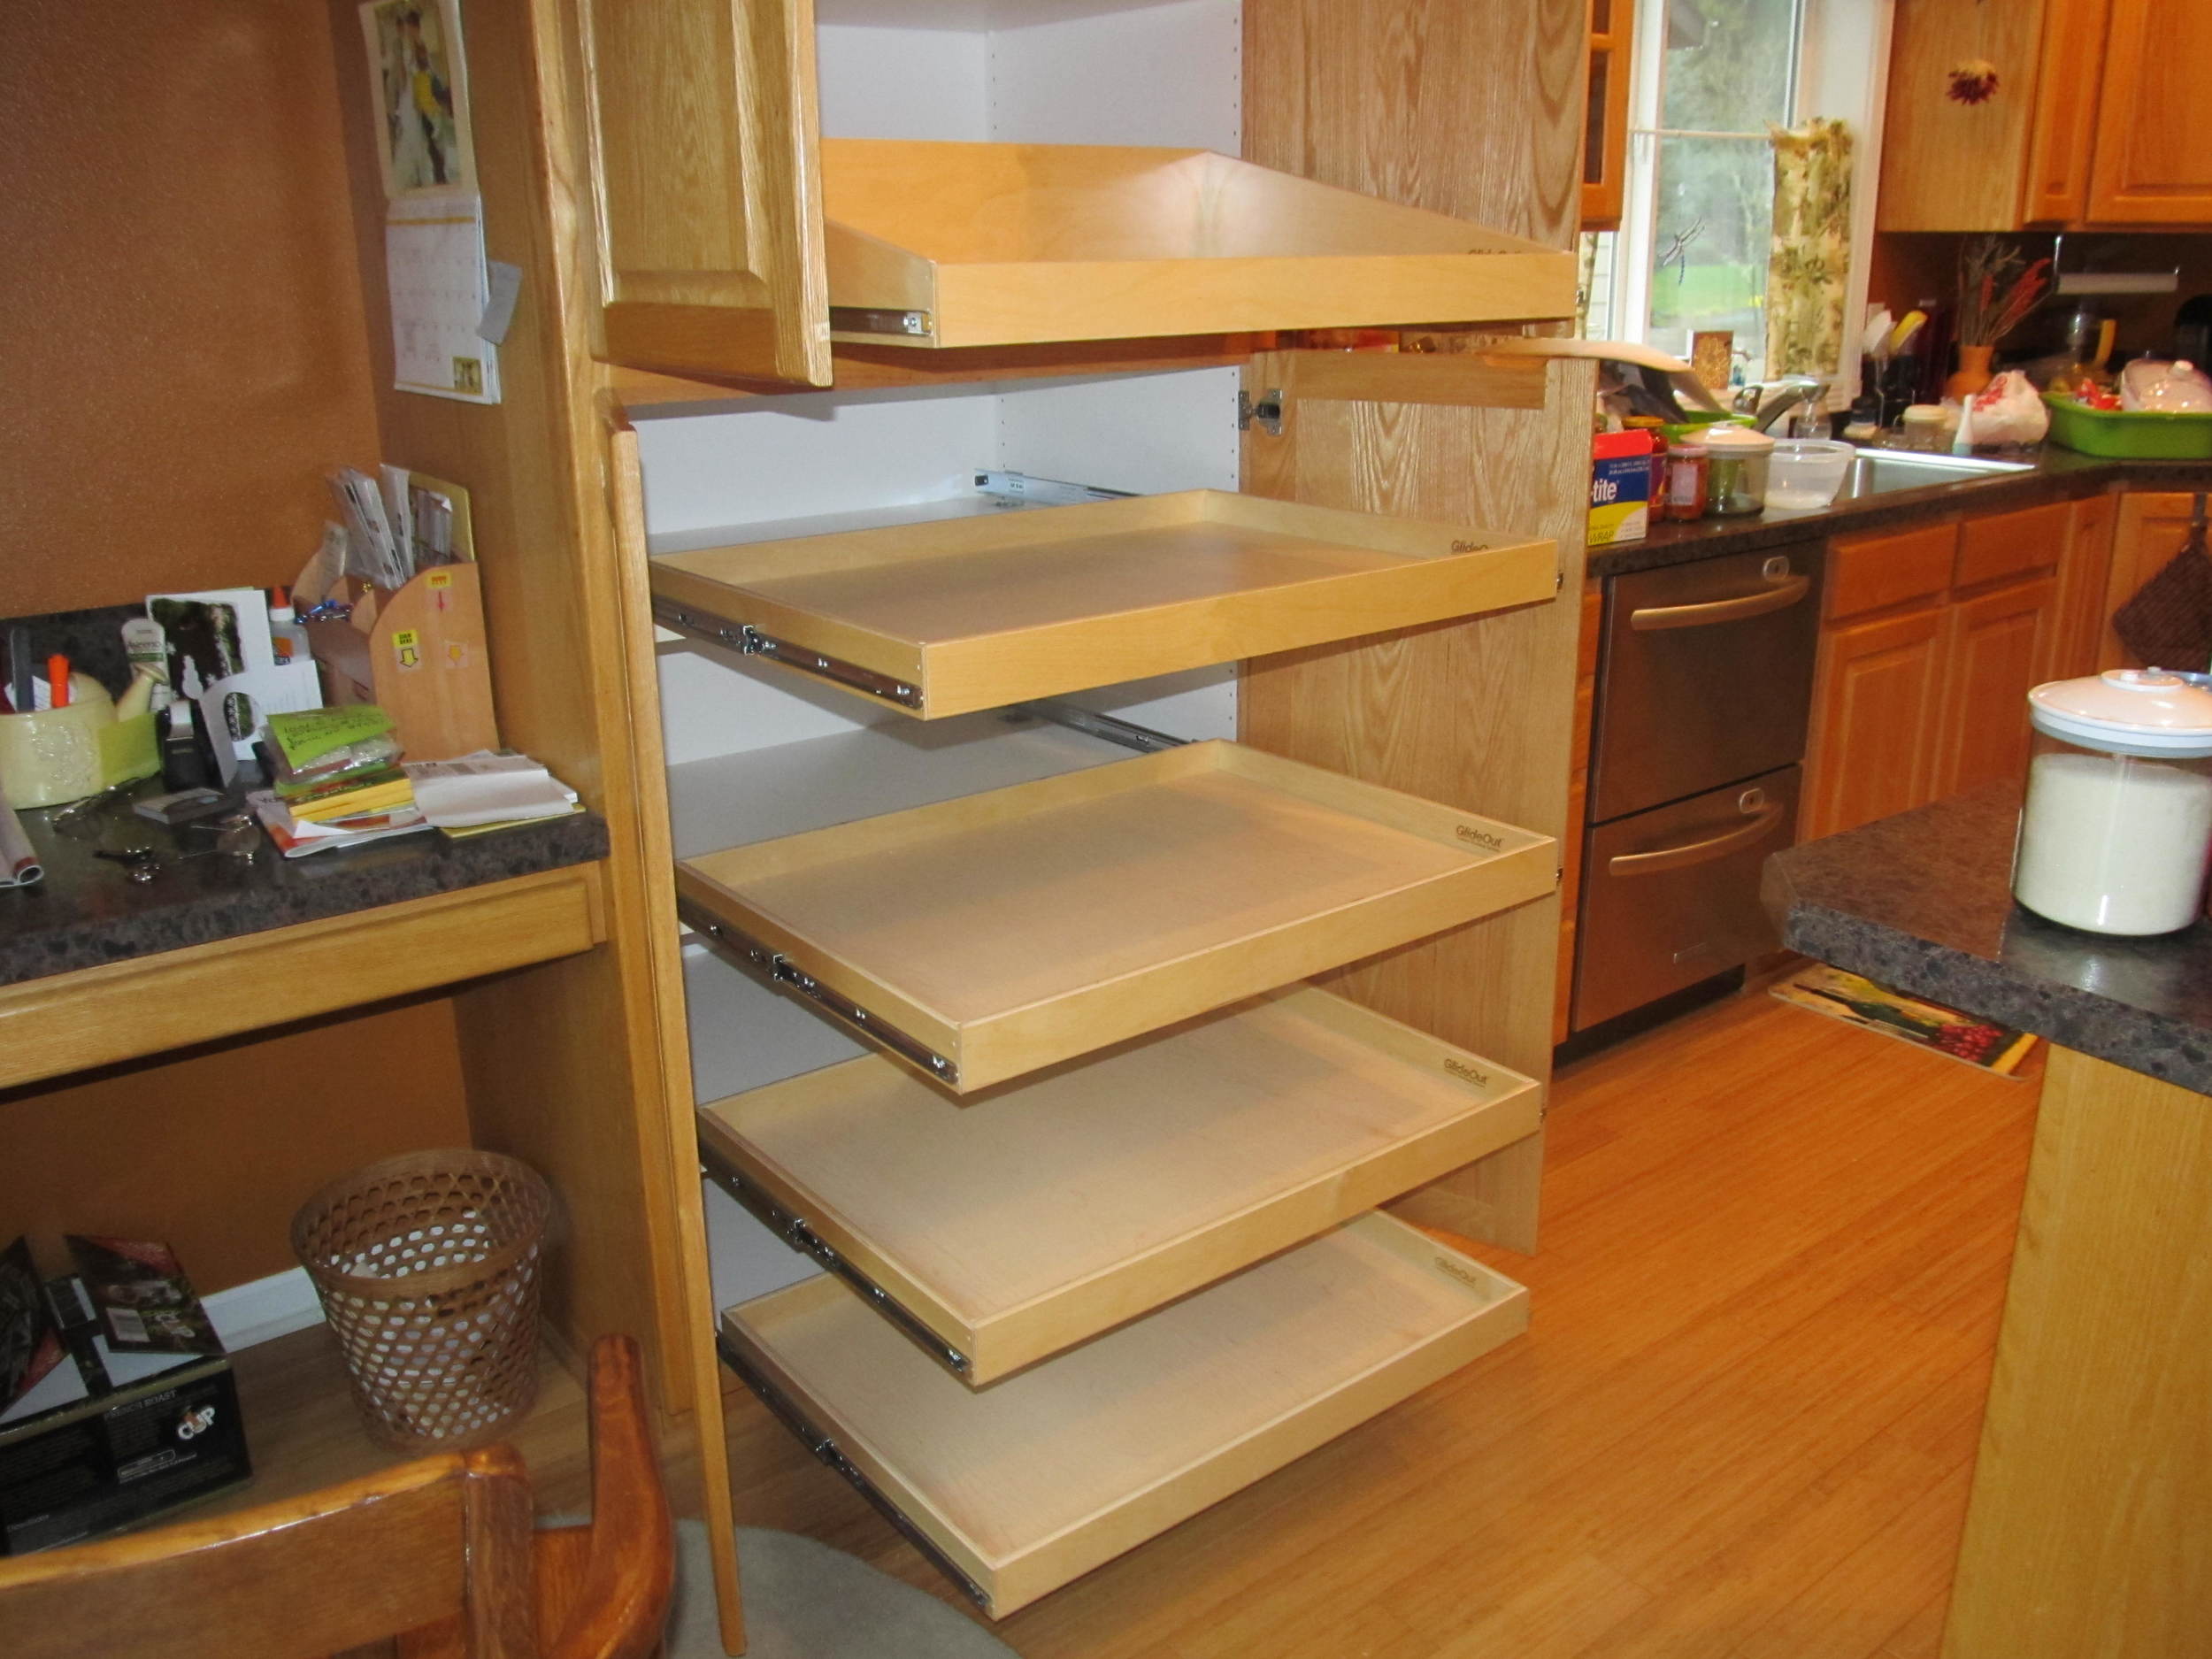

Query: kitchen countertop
left=1763, top=784, right=2212, bottom=1093
left=0, top=782, right=609, bottom=987
left=1590, top=449, right=2212, bottom=580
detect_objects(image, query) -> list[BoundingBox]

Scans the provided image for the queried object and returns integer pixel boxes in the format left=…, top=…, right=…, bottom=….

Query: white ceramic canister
left=2012, top=669, right=2212, bottom=935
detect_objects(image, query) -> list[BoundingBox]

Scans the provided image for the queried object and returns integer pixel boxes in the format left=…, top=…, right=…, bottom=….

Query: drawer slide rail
left=700, top=1150, right=973, bottom=1379
left=654, top=597, right=926, bottom=712
left=715, top=1331, right=991, bottom=1611
left=680, top=900, right=959, bottom=1086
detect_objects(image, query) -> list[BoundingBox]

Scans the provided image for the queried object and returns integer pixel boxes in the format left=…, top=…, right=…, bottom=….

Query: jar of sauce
left=1660, top=443, right=1709, bottom=521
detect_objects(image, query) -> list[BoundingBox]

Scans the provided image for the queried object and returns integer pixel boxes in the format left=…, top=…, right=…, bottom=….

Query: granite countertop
left=1590, top=449, right=2212, bottom=580
left=1, top=781, right=609, bottom=987
left=1763, top=785, right=2212, bottom=1093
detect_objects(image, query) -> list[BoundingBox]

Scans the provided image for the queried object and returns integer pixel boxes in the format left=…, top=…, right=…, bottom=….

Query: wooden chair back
left=0, top=1336, right=670, bottom=1659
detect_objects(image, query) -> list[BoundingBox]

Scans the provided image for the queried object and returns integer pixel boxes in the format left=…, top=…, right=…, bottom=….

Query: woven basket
left=291, top=1150, right=554, bottom=1452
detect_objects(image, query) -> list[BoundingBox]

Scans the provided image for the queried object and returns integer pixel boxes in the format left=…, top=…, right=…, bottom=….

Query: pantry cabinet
left=355, top=0, right=1591, bottom=1650
left=1880, top=0, right=2212, bottom=230
left=1801, top=496, right=2108, bottom=840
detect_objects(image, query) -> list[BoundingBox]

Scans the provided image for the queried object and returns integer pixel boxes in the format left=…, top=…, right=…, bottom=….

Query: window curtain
left=1765, top=118, right=1854, bottom=379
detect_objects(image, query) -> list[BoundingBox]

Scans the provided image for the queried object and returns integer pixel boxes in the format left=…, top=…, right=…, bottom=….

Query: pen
left=47, top=655, right=70, bottom=709
left=7, top=626, right=29, bottom=713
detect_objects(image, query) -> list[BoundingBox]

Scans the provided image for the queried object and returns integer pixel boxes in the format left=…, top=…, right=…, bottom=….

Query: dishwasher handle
left=1606, top=800, right=1787, bottom=878
left=1628, top=573, right=1809, bottom=632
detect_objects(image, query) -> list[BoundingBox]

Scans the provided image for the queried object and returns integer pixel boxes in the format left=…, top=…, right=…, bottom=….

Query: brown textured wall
left=0, top=1000, right=471, bottom=1292
left=0, top=3, right=475, bottom=1294
left=0, top=0, right=383, bottom=614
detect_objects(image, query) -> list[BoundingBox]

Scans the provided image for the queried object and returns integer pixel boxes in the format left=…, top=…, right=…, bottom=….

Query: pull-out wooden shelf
left=819, top=142, right=1577, bottom=349
left=697, top=985, right=1540, bottom=1384
left=719, top=1212, right=1527, bottom=1617
left=651, top=491, right=1556, bottom=720
left=678, top=741, right=1555, bottom=1092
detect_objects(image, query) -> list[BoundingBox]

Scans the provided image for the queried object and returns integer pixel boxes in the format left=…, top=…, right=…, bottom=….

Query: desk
left=1767, top=787, right=2212, bottom=1659
left=0, top=794, right=610, bottom=1089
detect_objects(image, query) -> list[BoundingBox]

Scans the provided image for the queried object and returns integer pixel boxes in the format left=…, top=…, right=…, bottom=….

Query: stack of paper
left=404, top=752, right=580, bottom=835
left=247, top=790, right=430, bottom=858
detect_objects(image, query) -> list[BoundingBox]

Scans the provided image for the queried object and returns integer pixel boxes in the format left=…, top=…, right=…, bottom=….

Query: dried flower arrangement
left=1956, top=237, right=2051, bottom=347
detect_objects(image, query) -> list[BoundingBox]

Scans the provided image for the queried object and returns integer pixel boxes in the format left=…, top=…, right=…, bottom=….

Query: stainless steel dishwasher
left=1571, top=541, right=1824, bottom=1037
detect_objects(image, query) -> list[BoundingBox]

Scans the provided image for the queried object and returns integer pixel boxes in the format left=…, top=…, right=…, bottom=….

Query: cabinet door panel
left=579, top=0, right=831, bottom=385
left=2021, top=0, right=2114, bottom=224
left=2101, top=492, right=2200, bottom=666
left=2044, top=493, right=2116, bottom=680
left=1802, top=606, right=1946, bottom=841
left=1878, top=0, right=2047, bottom=231
left=1955, top=501, right=2066, bottom=590
left=2085, top=0, right=2212, bottom=224
left=1935, top=576, right=2058, bottom=798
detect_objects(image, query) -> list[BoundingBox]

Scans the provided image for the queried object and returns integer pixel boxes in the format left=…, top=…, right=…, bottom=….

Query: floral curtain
left=1765, top=119, right=1854, bottom=379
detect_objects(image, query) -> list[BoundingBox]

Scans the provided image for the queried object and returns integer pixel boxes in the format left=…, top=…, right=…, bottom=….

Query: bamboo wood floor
left=717, top=985, right=2038, bottom=1658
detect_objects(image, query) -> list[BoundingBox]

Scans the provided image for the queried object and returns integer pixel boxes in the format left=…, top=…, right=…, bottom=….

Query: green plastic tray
left=2042, top=393, right=2212, bottom=459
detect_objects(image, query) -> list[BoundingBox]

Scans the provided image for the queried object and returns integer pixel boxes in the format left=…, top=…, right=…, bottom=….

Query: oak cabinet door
left=1933, top=576, right=2059, bottom=799
left=2043, top=493, right=2116, bottom=680
left=2020, top=0, right=2114, bottom=224
left=2101, top=492, right=2201, bottom=665
left=1802, top=605, right=1947, bottom=841
left=578, top=0, right=832, bottom=385
left=2084, top=0, right=2212, bottom=224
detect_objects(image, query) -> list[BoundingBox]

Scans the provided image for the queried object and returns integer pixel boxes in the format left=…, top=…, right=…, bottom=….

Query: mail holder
left=306, top=563, right=499, bottom=762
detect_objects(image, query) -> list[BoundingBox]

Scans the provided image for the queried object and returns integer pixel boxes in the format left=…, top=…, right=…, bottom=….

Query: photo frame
left=359, top=0, right=477, bottom=199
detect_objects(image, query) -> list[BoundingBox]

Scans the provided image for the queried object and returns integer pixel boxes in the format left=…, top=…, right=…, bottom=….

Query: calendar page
left=386, top=188, right=502, bottom=404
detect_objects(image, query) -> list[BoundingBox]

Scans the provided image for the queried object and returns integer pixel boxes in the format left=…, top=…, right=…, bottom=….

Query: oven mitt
left=2114, top=511, right=2212, bottom=669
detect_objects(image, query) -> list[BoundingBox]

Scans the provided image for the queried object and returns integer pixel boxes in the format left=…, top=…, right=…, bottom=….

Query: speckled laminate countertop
left=1763, top=785, right=2212, bottom=1093
left=0, top=782, right=609, bottom=987
left=1589, top=449, right=2212, bottom=580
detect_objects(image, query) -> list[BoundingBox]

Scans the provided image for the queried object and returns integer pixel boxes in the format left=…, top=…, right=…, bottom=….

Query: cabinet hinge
left=1238, top=388, right=1285, bottom=436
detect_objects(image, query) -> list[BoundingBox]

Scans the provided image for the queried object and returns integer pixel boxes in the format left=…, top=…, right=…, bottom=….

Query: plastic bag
left=2119, top=358, right=2212, bottom=412
left=1967, top=371, right=2049, bottom=446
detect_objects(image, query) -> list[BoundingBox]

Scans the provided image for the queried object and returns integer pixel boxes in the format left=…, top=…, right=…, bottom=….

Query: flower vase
left=1946, top=343, right=1995, bottom=401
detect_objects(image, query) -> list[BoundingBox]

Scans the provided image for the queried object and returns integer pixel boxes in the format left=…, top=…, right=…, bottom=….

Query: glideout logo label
left=176, top=1404, right=218, bottom=1442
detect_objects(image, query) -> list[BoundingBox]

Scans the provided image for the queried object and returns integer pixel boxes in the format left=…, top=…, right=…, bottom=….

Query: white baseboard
left=204, top=1267, right=325, bottom=1352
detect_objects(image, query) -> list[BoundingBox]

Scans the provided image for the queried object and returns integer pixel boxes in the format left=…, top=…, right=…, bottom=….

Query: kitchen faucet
left=1733, top=376, right=1830, bottom=434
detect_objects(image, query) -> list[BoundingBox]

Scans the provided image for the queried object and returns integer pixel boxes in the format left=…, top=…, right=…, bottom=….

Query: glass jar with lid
left=2012, top=669, right=2212, bottom=935
left=1700, top=425, right=1776, bottom=516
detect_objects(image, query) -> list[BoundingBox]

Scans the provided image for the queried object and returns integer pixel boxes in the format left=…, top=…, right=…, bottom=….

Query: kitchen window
left=1585, top=0, right=1892, bottom=399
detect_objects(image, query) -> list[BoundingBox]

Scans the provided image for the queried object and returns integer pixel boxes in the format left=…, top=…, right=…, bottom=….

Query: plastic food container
left=1700, top=425, right=1776, bottom=516
left=2041, top=393, right=2212, bottom=459
left=1765, top=439, right=1855, bottom=510
left=2012, top=669, right=2212, bottom=935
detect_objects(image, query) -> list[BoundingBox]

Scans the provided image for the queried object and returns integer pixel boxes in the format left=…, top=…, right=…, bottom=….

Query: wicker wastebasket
left=291, top=1149, right=554, bottom=1451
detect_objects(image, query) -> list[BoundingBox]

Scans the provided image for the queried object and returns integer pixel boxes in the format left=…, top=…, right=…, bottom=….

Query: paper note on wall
left=386, top=188, right=502, bottom=403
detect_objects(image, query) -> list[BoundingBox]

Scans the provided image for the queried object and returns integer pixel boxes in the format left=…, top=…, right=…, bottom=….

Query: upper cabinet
left=1581, top=0, right=1632, bottom=229
left=1880, top=0, right=2212, bottom=231
left=574, top=0, right=1577, bottom=385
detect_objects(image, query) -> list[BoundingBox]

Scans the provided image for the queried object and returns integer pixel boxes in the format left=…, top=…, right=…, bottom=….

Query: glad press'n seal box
left=1589, top=430, right=1654, bottom=546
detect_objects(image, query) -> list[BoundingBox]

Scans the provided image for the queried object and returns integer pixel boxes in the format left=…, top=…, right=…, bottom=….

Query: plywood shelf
left=696, top=985, right=1540, bottom=1384
left=718, top=1211, right=1528, bottom=1617
left=651, top=490, right=1557, bottom=720
left=677, top=741, right=1556, bottom=1093
left=819, top=142, right=1577, bottom=349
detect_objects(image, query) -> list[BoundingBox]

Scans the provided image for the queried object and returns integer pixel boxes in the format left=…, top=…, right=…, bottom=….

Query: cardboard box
left=1589, top=430, right=1655, bottom=546
left=307, top=561, right=499, bottom=764
left=0, top=1241, right=250, bottom=1555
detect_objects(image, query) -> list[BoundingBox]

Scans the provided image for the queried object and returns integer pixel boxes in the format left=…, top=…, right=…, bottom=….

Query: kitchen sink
left=1832, top=449, right=2036, bottom=501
